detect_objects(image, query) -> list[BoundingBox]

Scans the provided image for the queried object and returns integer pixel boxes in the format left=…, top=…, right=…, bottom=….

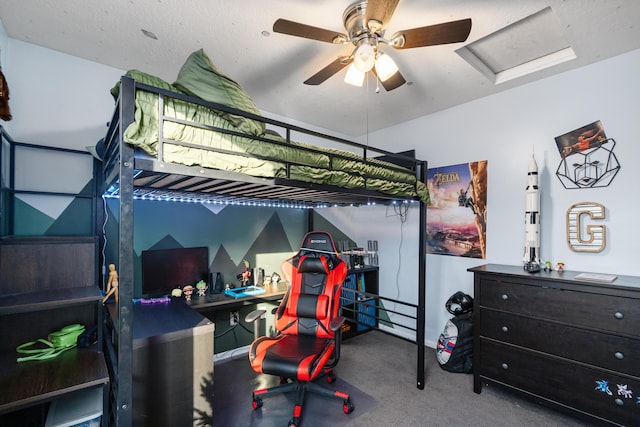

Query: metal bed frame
left=100, top=75, right=428, bottom=427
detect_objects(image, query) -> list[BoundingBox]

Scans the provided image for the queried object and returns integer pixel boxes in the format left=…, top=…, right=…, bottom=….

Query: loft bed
left=98, top=51, right=428, bottom=426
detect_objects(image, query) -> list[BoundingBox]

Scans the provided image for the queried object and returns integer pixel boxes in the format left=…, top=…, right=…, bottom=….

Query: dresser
left=468, top=264, right=640, bottom=426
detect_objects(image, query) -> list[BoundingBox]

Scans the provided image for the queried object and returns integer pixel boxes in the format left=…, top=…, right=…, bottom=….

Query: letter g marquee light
left=566, top=202, right=606, bottom=252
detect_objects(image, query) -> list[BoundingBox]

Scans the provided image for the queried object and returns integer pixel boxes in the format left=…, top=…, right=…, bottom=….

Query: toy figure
left=102, top=264, right=119, bottom=304
left=196, top=280, right=207, bottom=296
left=183, top=284, right=194, bottom=301
left=270, top=272, right=281, bottom=286
left=544, top=261, right=552, bottom=272
left=263, top=275, right=272, bottom=286
left=242, top=259, right=252, bottom=285
left=556, top=261, right=565, bottom=272
left=171, top=287, right=182, bottom=298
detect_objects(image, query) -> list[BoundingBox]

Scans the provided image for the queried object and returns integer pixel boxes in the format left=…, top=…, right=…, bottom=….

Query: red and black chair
left=248, top=231, right=354, bottom=427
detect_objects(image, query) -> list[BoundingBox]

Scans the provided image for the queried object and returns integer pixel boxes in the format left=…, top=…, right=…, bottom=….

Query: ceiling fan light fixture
left=375, top=52, right=399, bottom=81
left=353, top=40, right=375, bottom=72
left=344, top=63, right=365, bottom=86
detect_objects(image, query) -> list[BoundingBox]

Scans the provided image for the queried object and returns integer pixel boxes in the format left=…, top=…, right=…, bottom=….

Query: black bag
left=436, top=292, right=474, bottom=373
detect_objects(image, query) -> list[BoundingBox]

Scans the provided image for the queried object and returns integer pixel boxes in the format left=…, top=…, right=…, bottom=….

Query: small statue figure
left=240, top=259, right=251, bottom=285
left=556, top=261, right=565, bottom=272
left=102, top=264, right=119, bottom=304
left=196, top=280, right=207, bottom=296
left=183, top=284, right=194, bottom=301
left=270, top=272, right=281, bottom=286
left=544, top=261, right=552, bottom=272
left=171, top=287, right=182, bottom=298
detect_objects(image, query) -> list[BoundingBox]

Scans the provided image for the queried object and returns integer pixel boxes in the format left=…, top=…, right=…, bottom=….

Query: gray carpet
left=213, top=331, right=593, bottom=426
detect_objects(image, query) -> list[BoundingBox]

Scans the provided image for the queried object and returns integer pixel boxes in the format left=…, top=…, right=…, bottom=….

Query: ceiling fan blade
left=365, top=0, right=400, bottom=30
left=273, top=19, right=347, bottom=44
left=304, top=56, right=352, bottom=85
left=392, top=18, right=472, bottom=49
left=374, top=69, right=406, bottom=91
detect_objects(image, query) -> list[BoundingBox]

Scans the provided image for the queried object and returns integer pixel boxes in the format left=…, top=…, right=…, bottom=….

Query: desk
left=185, top=283, right=287, bottom=354
left=106, top=300, right=214, bottom=427
left=187, top=282, right=288, bottom=312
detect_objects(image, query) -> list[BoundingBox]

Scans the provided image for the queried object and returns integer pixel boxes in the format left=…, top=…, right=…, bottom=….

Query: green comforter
left=113, top=69, right=430, bottom=205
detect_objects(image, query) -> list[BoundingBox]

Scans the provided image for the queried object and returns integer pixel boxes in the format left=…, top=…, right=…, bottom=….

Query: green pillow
left=110, top=69, right=178, bottom=100
left=173, top=49, right=265, bottom=135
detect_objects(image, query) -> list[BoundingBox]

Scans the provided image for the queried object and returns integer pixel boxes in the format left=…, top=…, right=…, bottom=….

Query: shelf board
left=0, top=347, right=109, bottom=415
left=0, top=287, right=102, bottom=315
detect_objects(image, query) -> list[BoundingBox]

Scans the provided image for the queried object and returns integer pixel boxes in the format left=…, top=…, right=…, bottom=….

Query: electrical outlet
left=230, top=311, right=239, bottom=326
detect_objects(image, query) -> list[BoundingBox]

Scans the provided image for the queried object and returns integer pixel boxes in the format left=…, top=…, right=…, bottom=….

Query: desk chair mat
left=213, top=356, right=376, bottom=427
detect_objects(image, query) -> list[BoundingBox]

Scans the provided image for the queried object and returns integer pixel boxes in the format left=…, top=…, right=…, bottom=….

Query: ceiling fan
left=273, top=0, right=472, bottom=91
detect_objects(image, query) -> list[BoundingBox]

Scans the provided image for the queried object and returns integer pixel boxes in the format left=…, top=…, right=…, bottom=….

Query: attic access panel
left=457, top=7, right=576, bottom=84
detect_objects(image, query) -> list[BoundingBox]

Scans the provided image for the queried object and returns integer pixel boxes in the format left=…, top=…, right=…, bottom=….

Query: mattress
left=111, top=54, right=429, bottom=205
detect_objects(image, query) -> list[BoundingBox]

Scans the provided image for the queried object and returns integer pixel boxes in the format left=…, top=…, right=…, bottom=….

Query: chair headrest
left=298, top=257, right=328, bottom=274
left=299, top=232, right=338, bottom=253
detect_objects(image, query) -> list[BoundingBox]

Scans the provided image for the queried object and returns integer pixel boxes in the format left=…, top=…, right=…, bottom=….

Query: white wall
left=3, top=39, right=123, bottom=149
left=321, top=48, right=640, bottom=346
left=3, top=31, right=639, bottom=347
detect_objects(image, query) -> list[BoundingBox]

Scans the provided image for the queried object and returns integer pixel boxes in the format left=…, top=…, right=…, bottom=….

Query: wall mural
left=9, top=182, right=94, bottom=236
left=104, top=199, right=308, bottom=297
left=426, top=161, right=487, bottom=259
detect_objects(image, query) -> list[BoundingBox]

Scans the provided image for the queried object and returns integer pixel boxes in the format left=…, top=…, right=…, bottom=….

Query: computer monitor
left=141, top=246, right=209, bottom=297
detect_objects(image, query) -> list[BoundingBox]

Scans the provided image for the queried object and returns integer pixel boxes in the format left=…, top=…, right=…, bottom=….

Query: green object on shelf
left=16, top=324, right=85, bottom=362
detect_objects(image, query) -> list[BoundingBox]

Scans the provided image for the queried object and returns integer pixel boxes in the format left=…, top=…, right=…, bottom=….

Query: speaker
left=211, top=272, right=224, bottom=294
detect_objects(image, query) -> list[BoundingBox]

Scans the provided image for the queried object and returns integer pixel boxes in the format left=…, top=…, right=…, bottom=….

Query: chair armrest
left=245, top=309, right=267, bottom=323
left=329, top=316, right=345, bottom=332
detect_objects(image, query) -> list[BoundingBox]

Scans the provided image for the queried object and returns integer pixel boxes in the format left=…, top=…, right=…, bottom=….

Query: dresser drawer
left=480, top=340, right=640, bottom=427
left=478, top=278, right=640, bottom=336
left=480, top=309, right=640, bottom=377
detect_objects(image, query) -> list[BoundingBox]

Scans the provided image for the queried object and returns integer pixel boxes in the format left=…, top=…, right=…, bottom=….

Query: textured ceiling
left=1, top=0, right=639, bottom=136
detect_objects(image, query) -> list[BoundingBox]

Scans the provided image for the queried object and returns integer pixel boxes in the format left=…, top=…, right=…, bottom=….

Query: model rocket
left=523, top=154, right=541, bottom=272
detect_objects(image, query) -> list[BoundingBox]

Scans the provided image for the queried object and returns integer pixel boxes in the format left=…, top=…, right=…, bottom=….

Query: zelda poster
left=426, top=161, right=487, bottom=258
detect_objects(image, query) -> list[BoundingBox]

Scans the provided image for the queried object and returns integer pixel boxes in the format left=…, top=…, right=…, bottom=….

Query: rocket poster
left=426, top=161, right=487, bottom=258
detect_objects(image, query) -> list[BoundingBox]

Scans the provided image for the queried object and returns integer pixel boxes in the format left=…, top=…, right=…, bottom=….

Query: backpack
left=436, top=292, right=474, bottom=373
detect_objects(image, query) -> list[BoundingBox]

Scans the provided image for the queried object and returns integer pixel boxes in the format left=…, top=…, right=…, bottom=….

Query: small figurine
left=556, top=261, right=565, bottom=272
left=102, top=264, right=119, bottom=304
left=544, top=261, right=552, bottom=272
left=240, top=259, right=251, bottom=285
left=270, top=272, right=281, bottom=286
left=196, top=280, right=207, bottom=296
left=171, top=287, right=182, bottom=298
left=183, top=284, right=194, bottom=301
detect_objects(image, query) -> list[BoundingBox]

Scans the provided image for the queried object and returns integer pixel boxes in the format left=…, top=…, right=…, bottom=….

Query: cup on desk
left=253, top=268, right=264, bottom=287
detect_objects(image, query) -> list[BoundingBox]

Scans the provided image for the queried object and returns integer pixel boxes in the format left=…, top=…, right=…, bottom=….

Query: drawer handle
left=501, top=294, right=509, bottom=301
left=501, top=326, right=509, bottom=333
left=614, top=352, right=624, bottom=360
left=614, top=311, right=624, bottom=320
left=501, top=363, right=509, bottom=370
left=614, top=398, right=624, bottom=406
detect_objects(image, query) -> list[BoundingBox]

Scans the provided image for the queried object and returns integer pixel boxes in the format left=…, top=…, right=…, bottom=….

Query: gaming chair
left=248, top=231, right=354, bottom=427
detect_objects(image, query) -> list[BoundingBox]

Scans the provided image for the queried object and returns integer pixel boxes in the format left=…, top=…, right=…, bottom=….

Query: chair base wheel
left=252, top=396, right=263, bottom=410
left=343, top=398, right=355, bottom=414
